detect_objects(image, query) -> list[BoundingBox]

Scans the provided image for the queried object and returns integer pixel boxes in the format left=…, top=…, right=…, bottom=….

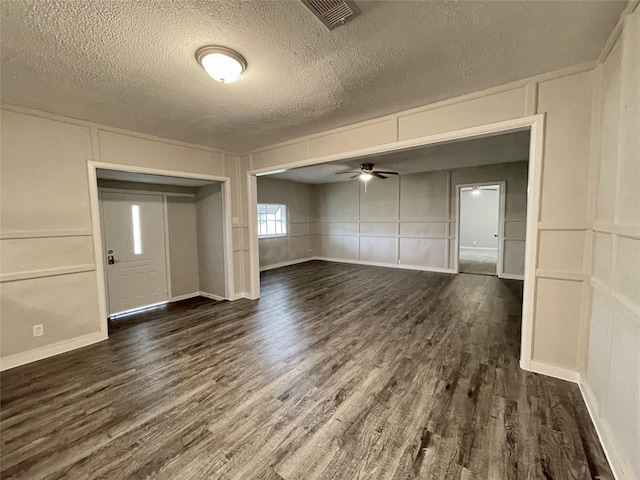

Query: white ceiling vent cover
left=300, top=0, right=360, bottom=30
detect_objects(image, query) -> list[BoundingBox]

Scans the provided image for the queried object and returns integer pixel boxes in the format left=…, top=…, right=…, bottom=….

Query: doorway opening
left=247, top=115, right=542, bottom=370
left=88, top=163, right=235, bottom=333
left=457, top=183, right=504, bottom=276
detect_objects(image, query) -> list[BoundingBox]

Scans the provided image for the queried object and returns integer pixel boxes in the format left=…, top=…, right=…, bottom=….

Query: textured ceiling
left=270, top=130, right=530, bottom=184
left=1, top=1, right=625, bottom=153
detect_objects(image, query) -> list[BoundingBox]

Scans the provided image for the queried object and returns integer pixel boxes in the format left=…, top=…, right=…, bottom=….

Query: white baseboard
left=199, top=291, right=226, bottom=301
left=523, top=362, right=627, bottom=478
left=170, top=291, right=201, bottom=302
left=579, top=381, right=627, bottom=480
left=260, top=257, right=314, bottom=272
left=230, top=292, right=249, bottom=300
left=460, top=246, right=498, bottom=251
left=0, top=331, right=107, bottom=371
left=526, top=359, right=581, bottom=383
left=500, top=273, right=525, bottom=280
left=314, top=257, right=456, bottom=275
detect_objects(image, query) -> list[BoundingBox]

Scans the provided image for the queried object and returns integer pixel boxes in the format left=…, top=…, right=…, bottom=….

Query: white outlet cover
left=33, top=324, right=44, bottom=337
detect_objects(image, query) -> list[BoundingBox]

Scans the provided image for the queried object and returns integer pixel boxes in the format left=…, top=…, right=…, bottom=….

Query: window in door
left=257, top=203, right=287, bottom=238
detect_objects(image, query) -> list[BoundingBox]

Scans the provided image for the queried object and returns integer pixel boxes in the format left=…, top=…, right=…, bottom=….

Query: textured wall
left=583, top=9, right=640, bottom=479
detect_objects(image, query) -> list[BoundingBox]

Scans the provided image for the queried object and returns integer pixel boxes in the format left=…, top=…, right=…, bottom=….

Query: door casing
left=454, top=181, right=506, bottom=277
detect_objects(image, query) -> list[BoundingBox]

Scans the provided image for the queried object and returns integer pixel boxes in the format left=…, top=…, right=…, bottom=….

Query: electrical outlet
left=33, top=324, right=44, bottom=337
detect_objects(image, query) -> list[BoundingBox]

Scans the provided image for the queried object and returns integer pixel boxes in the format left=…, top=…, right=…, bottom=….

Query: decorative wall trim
left=537, top=222, right=590, bottom=231
left=260, top=258, right=313, bottom=272
left=0, top=103, right=233, bottom=155
left=592, top=222, right=640, bottom=240
left=590, top=276, right=640, bottom=323
left=0, top=331, right=107, bottom=371
left=0, top=229, right=93, bottom=240
left=527, top=359, right=581, bottom=383
left=314, top=257, right=456, bottom=275
left=0, top=264, right=96, bottom=283
left=535, top=269, right=588, bottom=282
left=580, top=381, right=627, bottom=480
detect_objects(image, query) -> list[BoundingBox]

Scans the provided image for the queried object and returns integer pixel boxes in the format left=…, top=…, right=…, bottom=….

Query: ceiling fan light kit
left=335, top=163, right=399, bottom=192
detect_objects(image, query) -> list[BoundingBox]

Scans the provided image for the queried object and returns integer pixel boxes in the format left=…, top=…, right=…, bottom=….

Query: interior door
left=101, top=191, right=169, bottom=315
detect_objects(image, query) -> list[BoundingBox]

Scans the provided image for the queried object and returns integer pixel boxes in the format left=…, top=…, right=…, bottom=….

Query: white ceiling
left=1, top=1, right=625, bottom=153
left=270, top=130, right=530, bottom=184
left=96, top=169, right=215, bottom=187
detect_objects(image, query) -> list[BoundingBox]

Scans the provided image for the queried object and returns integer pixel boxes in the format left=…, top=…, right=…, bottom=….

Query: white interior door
left=101, top=191, right=169, bottom=315
left=456, top=182, right=505, bottom=277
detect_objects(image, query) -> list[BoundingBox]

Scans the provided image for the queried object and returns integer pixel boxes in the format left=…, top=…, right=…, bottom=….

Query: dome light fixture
left=196, top=46, right=247, bottom=84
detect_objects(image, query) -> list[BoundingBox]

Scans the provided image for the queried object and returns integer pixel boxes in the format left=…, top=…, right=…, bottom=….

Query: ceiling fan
left=335, top=163, right=399, bottom=181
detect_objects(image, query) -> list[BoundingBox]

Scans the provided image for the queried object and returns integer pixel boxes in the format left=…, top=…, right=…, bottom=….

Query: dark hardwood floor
left=1, top=261, right=612, bottom=479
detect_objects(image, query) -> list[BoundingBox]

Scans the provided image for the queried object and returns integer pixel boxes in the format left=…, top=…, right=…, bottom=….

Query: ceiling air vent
left=300, top=0, right=360, bottom=30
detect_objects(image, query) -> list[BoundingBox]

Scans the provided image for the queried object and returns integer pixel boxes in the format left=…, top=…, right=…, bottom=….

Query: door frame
left=87, top=161, right=235, bottom=336
left=246, top=114, right=544, bottom=371
left=454, top=181, right=506, bottom=277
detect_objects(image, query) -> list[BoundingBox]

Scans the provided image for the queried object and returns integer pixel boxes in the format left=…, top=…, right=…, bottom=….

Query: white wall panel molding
left=260, top=258, right=314, bottom=272
left=537, top=222, right=590, bottom=231
left=591, top=276, right=640, bottom=323
left=580, top=381, right=628, bottom=480
left=0, top=103, right=231, bottom=155
left=592, top=222, right=640, bottom=240
left=535, top=269, right=587, bottom=282
left=0, top=229, right=93, bottom=240
left=0, top=264, right=96, bottom=283
left=314, top=257, right=455, bottom=275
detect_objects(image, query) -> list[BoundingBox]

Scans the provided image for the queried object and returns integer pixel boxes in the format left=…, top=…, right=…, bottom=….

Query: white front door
left=101, top=191, right=169, bottom=315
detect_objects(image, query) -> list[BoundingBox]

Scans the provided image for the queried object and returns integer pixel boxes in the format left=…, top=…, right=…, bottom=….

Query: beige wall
left=196, top=184, right=226, bottom=298
left=309, top=161, right=527, bottom=276
left=247, top=63, right=596, bottom=377
left=257, top=177, right=315, bottom=269
left=0, top=109, right=237, bottom=366
left=166, top=197, right=200, bottom=297
left=0, top=18, right=635, bottom=460
left=583, top=8, right=640, bottom=479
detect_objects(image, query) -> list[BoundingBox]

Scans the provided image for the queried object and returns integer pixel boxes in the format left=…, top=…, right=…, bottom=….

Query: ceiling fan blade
left=335, top=171, right=360, bottom=175
left=373, top=172, right=388, bottom=179
left=351, top=174, right=361, bottom=179
left=375, top=171, right=399, bottom=175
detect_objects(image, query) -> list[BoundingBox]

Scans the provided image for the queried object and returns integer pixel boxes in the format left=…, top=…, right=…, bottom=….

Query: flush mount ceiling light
left=196, top=46, right=247, bottom=83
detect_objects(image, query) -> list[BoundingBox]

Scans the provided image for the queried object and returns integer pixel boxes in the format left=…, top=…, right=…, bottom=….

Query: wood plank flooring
left=1, top=261, right=612, bottom=479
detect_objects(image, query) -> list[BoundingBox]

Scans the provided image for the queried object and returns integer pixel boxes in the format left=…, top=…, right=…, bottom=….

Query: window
left=257, top=203, right=287, bottom=238
left=131, top=205, right=142, bottom=254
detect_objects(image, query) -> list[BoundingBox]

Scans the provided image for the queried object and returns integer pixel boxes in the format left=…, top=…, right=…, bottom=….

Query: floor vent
left=300, top=0, right=360, bottom=30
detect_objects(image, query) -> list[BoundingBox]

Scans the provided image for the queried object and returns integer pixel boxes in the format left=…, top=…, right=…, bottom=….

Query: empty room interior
left=0, top=1, right=638, bottom=479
